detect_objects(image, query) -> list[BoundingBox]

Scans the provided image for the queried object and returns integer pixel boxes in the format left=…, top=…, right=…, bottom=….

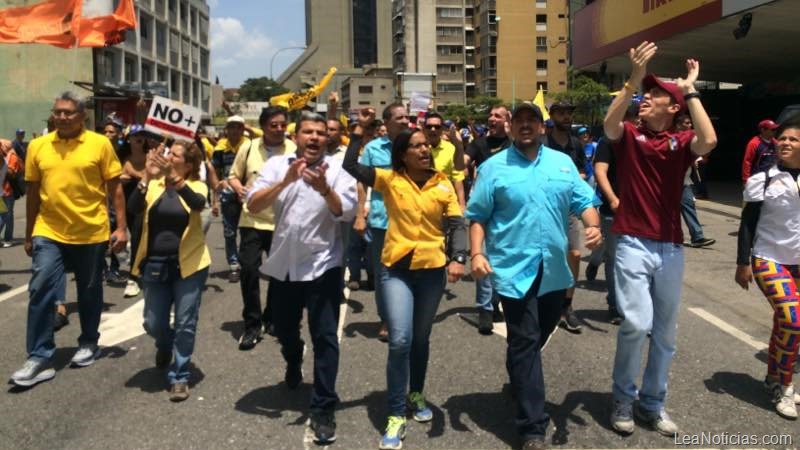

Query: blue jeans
left=220, top=192, right=241, bottom=268
left=680, top=185, right=705, bottom=243
left=346, top=225, right=370, bottom=282
left=0, top=195, right=14, bottom=241
left=381, top=267, right=446, bottom=416
left=368, top=227, right=389, bottom=320
left=27, top=237, right=106, bottom=360
left=588, top=214, right=618, bottom=308
left=612, top=234, right=683, bottom=412
left=142, top=263, right=208, bottom=384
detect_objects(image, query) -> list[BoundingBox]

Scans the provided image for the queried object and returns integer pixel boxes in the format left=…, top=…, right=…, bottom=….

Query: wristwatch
left=453, top=253, right=467, bottom=265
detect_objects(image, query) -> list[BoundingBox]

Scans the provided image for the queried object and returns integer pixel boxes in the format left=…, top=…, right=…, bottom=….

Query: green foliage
left=237, top=77, right=289, bottom=102
left=440, top=96, right=506, bottom=123
left=552, top=75, right=612, bottom=126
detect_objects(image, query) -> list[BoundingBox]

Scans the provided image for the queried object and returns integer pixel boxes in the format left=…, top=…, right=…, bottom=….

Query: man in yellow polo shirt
left=11, top=91, right=127, bottom=387
left=422, top=112, right=466, bottom=211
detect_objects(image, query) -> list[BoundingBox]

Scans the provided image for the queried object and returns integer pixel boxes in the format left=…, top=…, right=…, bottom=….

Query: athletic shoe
left=764, top=376, right=800, bottom=403
left=610, top=399, right=634, bottom=435
left=228, top=269, right=240, bottom=283
left=70, top=344, right=100, bottom=367
left=585, top=263, right=599, bottom=281
left=54, top=310, right=69, bottom=332
left=123, top=280, right=141, bottom=298
left=492, top=308, right=505, bottom=323
left=1, top=241, right=13, bottom=248
left=310, top=411, right=337, bottom=444
left=10, top=359, right=55, bottom=387
left=155, top=350, right=171, bottom=369
left=477, top=309, right=493, bottom=335
left=408, top=391, right=433, bottom=422
left=379, top=416, right=407, bottom=450
left=105, top=270, right=126, bottom=285
left=559, top=306, right=583, bottom=333
left=634, top=405, right=679, bottom=436
left=689, top=238, right=716, bottom=248
left=238, top=327, right=262, bottom=351
left=522, top=436, right=548, bottom=450
left=169, top=382, right=190, bottom=402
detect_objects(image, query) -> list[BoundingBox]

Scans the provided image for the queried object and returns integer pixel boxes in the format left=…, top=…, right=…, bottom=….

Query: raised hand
left=358, top=107, right=376, bottom=128
left=675, top=59, right=700, bottom=94
left=302, top=161, right=330, bottom=194
left=145, top=147, right=164, bottom=178
left=283, top=158, right=307, bottom=185
left=629, top=41, right=658, bottom=84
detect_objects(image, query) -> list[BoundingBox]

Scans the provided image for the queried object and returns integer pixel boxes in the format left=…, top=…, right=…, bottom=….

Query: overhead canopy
left=573, top=0, right=798, bottom=84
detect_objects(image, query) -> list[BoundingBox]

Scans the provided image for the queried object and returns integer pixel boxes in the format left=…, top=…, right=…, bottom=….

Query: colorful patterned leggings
left=753, top=257, right=800, bottom=385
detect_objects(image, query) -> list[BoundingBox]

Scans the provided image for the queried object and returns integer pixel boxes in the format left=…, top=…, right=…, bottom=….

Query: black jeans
left=499, top=271, right=564, bottom=440
left=269, top=267, right=342, bottom=413
left=238, top=227, right=274, bottom=331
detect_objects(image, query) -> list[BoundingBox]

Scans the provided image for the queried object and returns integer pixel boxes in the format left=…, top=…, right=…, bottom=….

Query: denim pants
left=612, top=234, right=683, bottom=412
left=499, top=272, right=564, bottom=440
left=269, top=267, right=342, bottom=413
left=587, top=214, right=618, bottom=309
left=238, top=227, right=274, bottom=331
left=0, top=195, right=14, bottom=241
left=346, top=225, right=370, bottom=282
left=680, top=185, right=705, bottom=243
left=27, top=237, right=106, bottom=361
left=381, top=267, right=446, bottom=416
left=220, top=192, right=241, bottom=268
left=368, top=227, right=389, bottom=320
left=142, top=263, right=208, bottom=385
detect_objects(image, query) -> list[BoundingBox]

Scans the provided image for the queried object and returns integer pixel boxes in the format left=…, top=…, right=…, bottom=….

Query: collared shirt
left=25, top=129, right=122, bottom=244
left=745, top=166, right=800, bottom=265
left=248, top=154, right=357, bottom=281
left=430, top=139, right=465, bottom=183
left=359, top=136, right=392, bottom=229
left=328, top=144, right=347, bottom=160
left=230, top=137, right=296, bottom=230
left=375, top=168, right=462, bottom=269
left=466, top=144, right=595, bottom=299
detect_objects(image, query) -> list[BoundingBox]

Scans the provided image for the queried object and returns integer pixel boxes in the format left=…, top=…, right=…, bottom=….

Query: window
left=558, top=58, right=566, bottom=64
left=97, top=51, right=115, bottom=81
left=140, top=19, right=149, bottom=40
left=437, top=7, right=461, bottom=18
left=124, top=57, right=136, bottom=81
left=539, top=82, right=548, bottom=92
left=358, top=101, right=370, bottom=105
left=358, top=85, right=373, bottom=94
left=536, top=36, right=547, bottom=52
left=436, top=27, right=460, bottom=37
left=142, top=64, right=152, bottom=81
left=536, top=14, right=547, bottom=24
left=438, top=45, right=463, bottom=56
left=437, top=84, right=462, bottom=92
left=558, top=14, right=565, bottom=19
left=536, top=0, right=547, bottom=8
left=536, top=59, right=548, bottom=70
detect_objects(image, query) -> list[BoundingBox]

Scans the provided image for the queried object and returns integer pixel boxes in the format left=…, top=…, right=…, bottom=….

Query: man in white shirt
left=247, top=111, right=357, bottom=445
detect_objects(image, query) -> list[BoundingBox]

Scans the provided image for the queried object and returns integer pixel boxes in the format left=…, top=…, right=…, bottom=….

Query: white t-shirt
left=744, top=165, right=800, bottom=265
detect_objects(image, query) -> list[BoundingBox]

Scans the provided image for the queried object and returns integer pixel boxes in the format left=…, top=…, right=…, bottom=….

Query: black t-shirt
left=542, top=132, right=586, bottom=173
left=593, top=138, right=616, bottom=216
left=466, top=135, right=512, bottom=168
left=148, top=190, right=190, bottom=256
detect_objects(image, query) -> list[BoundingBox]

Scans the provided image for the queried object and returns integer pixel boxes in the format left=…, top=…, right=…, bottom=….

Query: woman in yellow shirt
left=128, top=141, right=211, bottom=402
left=343, top=108, right=467, bottom=450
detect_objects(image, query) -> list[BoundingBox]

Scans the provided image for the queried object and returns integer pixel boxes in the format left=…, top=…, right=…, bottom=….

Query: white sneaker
left=610, top=399, right=634, bottom=434
left=772, top=384, right=799, bottom=420
left=764, top=376, right=800, bottom=404
left=1, top=241, right=12, bottom=248
left=10, top=359, right=55, bottom=387
left=71, top=345, right=100, bottom=367
left=123, top=280, right=141, bottom=298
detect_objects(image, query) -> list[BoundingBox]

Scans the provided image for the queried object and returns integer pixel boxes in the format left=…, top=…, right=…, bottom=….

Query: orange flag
left=0, top=0, right=79, bottom=48
left=76, top=0, right=137, bottom=47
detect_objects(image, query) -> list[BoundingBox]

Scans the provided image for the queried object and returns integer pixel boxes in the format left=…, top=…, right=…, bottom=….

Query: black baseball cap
left=511, top=102, right=544, bottom=121
left=549, top=100, right=576, bottom=112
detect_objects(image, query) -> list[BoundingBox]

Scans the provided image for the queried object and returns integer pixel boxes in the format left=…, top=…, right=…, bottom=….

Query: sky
left=208, top=0, right=306, bottom=88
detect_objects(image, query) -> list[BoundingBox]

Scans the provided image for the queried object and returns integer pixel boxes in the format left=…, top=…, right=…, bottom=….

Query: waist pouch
left=141, top=255, right=180, bottom=283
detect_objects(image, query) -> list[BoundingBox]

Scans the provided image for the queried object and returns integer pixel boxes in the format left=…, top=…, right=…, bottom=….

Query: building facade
left=94, top=0, right=212, bottom=120
left=340, top=66, right=396, bottom=113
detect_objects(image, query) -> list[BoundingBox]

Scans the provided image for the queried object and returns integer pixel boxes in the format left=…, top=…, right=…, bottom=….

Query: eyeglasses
left=269, top=122, right=287, bottom=129
left=425, top=124, right=442, bottom=130
left=51, top=109, right=79, bottom=118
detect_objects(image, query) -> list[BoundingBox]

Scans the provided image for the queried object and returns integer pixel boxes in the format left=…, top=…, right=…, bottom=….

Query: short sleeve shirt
left=430, top=139, right=465, bottom=183
left=466, top=135, right=512, bottom=168
left=359, top=136, right=392, bottom=229
left=744, top=166, right=800, bottom=265
left=592, top=138, right=617, bottom=216
left=611, top=122, right=695, bottom=243
left=26, top=129, right=122, bottom=244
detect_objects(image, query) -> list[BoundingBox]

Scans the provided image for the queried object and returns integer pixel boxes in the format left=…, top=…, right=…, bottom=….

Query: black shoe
left=155, top=350, right=171, bottom=369
left=559, top=306, right=583, bottom=334
left=608, top=306, right=623, bottom=325
left=310, top=411, right=337, bottom=444
left=478, top=309, right=493, bottom=335
left=522, top=436, right=547, bottom=450
left=690, top=238, right=716, bottom=248
left=585, top=263, right=599, bottom=281
left=492, top=308, right=505, bottom=323
left=238, top=327, right=262, bottom=351
left=263, top=321, right=276, bottom=337
left=285, top=361, right=303, bottom=389
left=53, top=311, right=69, bottom=332
left=363, top=277, right=375, bottom=291
left=105, top=270, right=126, bottom=285
left=228, top=269, right=241, bottom=283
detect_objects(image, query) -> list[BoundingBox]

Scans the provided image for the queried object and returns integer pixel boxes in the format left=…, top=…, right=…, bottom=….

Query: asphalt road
left=0, top=197, right=797, bottom=450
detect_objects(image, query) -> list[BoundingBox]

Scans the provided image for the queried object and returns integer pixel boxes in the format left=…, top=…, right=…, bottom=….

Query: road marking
left=0, top=283, right=28, bottom=303
left=688, top=307, right=767, bottom=351
left=98, top=299, right=146, bottom=347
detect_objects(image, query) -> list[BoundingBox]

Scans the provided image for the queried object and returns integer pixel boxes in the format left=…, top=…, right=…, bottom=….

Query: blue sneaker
left=408, top=391, right=433, bottom=422
left=379, top=416, right=406, bottom=450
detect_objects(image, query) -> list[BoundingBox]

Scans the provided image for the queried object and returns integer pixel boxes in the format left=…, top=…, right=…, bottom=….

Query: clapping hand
left=629, top=41, right=658, bottom=85
left=283, top=158, right=307, bottom=186
left=303, top=161, right=330, bottom=194
left=675, top=59, right=700, bottom=94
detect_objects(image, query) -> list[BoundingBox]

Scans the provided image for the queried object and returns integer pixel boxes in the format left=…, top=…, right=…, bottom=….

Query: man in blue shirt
left=466, top=102, right=601, bottom=450
left=356, top=103, right=409, bottom=340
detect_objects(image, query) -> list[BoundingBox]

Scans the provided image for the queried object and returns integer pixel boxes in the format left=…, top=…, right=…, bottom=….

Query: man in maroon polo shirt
left=603, top=41, right=718, bottom=437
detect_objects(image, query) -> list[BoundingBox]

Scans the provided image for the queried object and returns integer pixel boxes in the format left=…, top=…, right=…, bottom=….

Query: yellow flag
left=533, top=86, right=550, bottom=121
left=270, top=67, right=338, bottom=111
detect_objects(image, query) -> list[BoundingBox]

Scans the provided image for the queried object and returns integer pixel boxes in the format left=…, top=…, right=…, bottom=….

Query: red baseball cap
left=758, top=119, right=779, bottom=130
left=642, top=74, right=686, bottom=112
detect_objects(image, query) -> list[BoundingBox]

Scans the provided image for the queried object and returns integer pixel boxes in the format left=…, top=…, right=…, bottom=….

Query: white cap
left=226, top=115, right=245, bottom=125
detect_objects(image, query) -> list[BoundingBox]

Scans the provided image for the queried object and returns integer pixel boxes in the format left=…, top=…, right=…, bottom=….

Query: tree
left=441, top=95, right=506, bottom=123
left=237, top=77, right=289, bottom=102
left=551, top=75, right=612, bottom=127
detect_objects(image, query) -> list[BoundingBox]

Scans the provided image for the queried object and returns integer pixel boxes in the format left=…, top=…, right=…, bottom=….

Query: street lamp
left=270, top=46, right=307, bottom=80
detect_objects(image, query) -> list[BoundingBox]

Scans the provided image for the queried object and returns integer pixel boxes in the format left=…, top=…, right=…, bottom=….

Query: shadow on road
left=235, top=382, right=314, bottom=425
left=220, top=321, right=244, bottom=342
left=125, top=363, right=205, bottom=393
left=704, top=371, right=772, bottom=412
left=547, top=390, right=614, bottom=446
left=440, top=386, right=517, bottom=448
left=343, top=319, right=382, bottom=339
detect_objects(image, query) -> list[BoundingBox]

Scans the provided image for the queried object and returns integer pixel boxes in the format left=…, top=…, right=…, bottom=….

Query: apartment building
left=94, top=0, right=212, bottom=115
